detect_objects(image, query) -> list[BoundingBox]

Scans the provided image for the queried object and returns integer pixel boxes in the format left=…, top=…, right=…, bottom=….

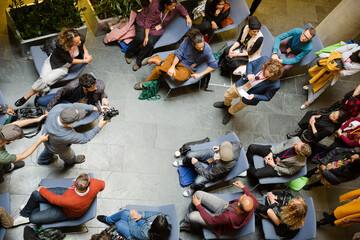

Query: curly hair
left=279, top=197, right=307, bottom=230
left=262, top=58, right=284, bottom=81
left=79, top=73, right=97, bottom=88
left=58, top=28, right=81, bottom=51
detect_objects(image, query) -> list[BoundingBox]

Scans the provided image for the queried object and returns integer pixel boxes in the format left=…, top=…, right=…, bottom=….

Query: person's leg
left=224, top=84, right=240, bottom=107
left=0, top=206, right=13, bottom=228
left=279, top=40, right=288, bottom=54
left=136, top=34, right=161, bottom=66
left=125, top=24, right=145, bottom=59
left=106, top=209, right=130, bottom=224
left=36, top=93, right=56, bottom=107
left=182, top=149, right=215, bottom=166
left=144, top=53, right=176, bottom=82
left=29, top=205, right=70, bottom=224
left=169, top=62, right=194, bottom=82
left=114, top=220, right=132, bottom=238
left=305, top=167, right=317, bottom=178
left=249, top=0, right=262, bottom=15
left=190, top=175, right=209, bottom=191
left=58, top=147, right=77, bottom=165
left=283, top=52, right=297, bottom=71
left=250, top=165, right=279, bottom=179
left=37, top=148, right=55, bottom=164
left=228, top=97, right=248, bottom=114
left=246, top=144, right=272, bottom=167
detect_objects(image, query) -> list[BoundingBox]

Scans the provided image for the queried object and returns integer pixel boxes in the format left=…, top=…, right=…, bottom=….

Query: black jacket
left=50, top=35, right=85, bottom=69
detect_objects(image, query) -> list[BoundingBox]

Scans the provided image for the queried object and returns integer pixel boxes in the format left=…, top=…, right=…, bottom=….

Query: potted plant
left=80, top=0, right=145, bottom=37
left=6, top=0, right=87, bottom=57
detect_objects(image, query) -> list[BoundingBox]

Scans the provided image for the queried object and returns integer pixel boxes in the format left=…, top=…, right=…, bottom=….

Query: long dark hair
left=209, top=0, right=225, bottom=15
left=159, top=0, right=177, bottom=12
left=187, top=27, right=204, bottom=45
left=148, top=215, right=171, bottom=240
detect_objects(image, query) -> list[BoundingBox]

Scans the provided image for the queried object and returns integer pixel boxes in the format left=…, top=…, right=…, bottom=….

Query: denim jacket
left=128, top=211, right=171, bottom=240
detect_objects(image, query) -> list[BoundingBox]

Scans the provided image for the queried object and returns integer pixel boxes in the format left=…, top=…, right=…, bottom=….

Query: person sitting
left=12, top=173, right=105, bottom=226
left=172, top=140, right=241, bottom=197
left=213, top=57, right=284, bottom=125
left=317, top=188, right=360, bottom=228
left=272, top=26, right=316, bottom=71
left=38, top=73, right=109, bottom=112
left=303, top=148, right=360, bottom=190
left=196, top=0, right=233, bottom=36
left=179, top=180, right=258, bottom=237
left=96, top=209, right=171, bottom=240
left=134, top=27, right=218, bottom=90
left=218, top=16, right=263, bottom=76
left=15, top=28, right=93, bottom=107
left=0, top=116, right=48, bottom=183
left=246, top=137, right=312, bottom=180
left=125, top=0, right=192, bottom=71
left=258, top=192, right=307, bottom=239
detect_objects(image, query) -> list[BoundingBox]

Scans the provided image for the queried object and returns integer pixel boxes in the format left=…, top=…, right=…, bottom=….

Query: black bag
left=41, top=37, right=58, bottom=56
left=266, top=190, right=294, bottom=216
left=12, top=108, right=44, bottom=138
left=35, top=227, right=66, bottom=240
left=179, top=137, right=210, bottom=156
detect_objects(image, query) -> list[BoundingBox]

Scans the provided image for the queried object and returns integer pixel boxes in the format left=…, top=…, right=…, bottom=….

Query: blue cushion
left=39, top=173, right=97, bottom=229
left=0, top=193, right=10, bottom=240
left=190, top=132, right=248, bottom=188
left=252, top=143, right=307, bottom=184
left=202, top=192, right=255, bottom=239
left=261, top=196, right=316, bottom=240
left=125, top=204, right=179, bottom=240
left=0, top=90, right=9, bottom=125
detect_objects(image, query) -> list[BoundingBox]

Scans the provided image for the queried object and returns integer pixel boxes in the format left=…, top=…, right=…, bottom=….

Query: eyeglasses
left=301, top=32, right=311, bottom=41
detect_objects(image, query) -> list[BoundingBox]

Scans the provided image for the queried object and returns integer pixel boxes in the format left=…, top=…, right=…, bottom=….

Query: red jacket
left=196, top=187, right=259, bottom=237
left=39, top=178, right=105, bottom=217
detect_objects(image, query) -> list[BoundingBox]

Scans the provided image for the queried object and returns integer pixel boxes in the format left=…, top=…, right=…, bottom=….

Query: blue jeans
left=38, top=147, right=76, bottom=165
left=20, top=187, right=71, bottom=224
left=105, top=209, right=145, bottom=238
left=37, top=94, right=56, bottom=107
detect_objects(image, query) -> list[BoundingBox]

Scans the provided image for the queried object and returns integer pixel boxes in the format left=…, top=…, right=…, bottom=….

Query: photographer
left=37, top=103, right=109, bottom=166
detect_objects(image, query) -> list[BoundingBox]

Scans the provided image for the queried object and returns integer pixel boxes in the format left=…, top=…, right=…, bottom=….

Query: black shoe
left=97, top=215, right=109, bottom=225
left=75, top=155, right=85, bottom=164
left=302, top=184, right=312, bottom=191
left=286, top=128, right=302, bottom=139
left=34, top=95, right=40, bottom=107
left=213, top=101, right=229, bottom=109
left=5, top=161, right=25, bottom=173
left=179, top=220, right=192, bottom=232
left=222, top=112, right=233, bottom=125
left=15, top=97, right=28, bottom=107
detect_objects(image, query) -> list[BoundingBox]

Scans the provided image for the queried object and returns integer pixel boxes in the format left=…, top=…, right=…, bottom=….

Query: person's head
left=0, top=124, right=24, bottom=145
left=59, top=106, right=87, bottom=126
left=300, top=27, right=316, bottom=43
left=148, top=214, right=171, bottom=240
left=329, top=110, right=348, bottom=124
left=350, top=50, right=360, bottom=63
left=159, top=0, right=177, bottom=12
left=187, top=28, right=205, bottom=52
left=79, top=73, right=97, bottom=93
left=262, top=58, right=284, bottom=81
left=237, top=194, right=254, bottom=213
left=58, top=28, right=82, bottom=51
left=279, top=197, right=307, bottom=230
left=75, top=173, right=90, bottom=192
left=294, top=142, right=312, bottom=157
left=248, top=16, right=261, bottom=37
left=219, top=141, right=233, bottom=162
left=90, top=230, right=112, bottom=240
left=210, top=0, right=226, bottom=13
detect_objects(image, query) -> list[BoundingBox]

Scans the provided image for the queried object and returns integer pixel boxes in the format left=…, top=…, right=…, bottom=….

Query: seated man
left=246, top=137, right=312, bottom=180
left=214, top=56, right=284, bottom=125
left=180, top=180, right=258, bottom=237
left=173, top=140, right=241, bottom=197
left=133, top=27, right=218, bottom=90
left=272, top=27, right=316, bottom=71
left=13, top=173, right=105, bottom=226
left=38, top=73, right=109, bottom=112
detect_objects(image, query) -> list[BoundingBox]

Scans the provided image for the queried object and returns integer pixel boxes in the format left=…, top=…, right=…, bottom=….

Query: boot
left=286, top=128, right=302, bottom=139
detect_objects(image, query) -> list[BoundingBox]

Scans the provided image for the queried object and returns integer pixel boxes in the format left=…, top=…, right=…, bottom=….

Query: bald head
left=238, top=194, right=254, bottom=212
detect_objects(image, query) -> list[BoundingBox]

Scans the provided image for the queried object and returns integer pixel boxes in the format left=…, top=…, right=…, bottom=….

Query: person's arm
left=70, top=117, right=107, bottom=144
left=143, top=28, right=150, bottom=46
left=234, top=181, right=259, bottom=208
left=321, top=168, right=343, bottom=185
left=82, top=43, right=90, bottom=59
left=128, top=210, right=161, bottom=239
left=343, top=218, right=360, bottom=224
left=335, top=44, right=358, bottom=54
left=193, top=161, right=225, bottom=181
left=322, top=147, right=355, bottom=164
left=10, top=114, right=47, bottom=128
left=204, top=0, right=214, bottom=22
left=15, top=133, right=49, bottom=161
left=38, top=187, right=73, bottom=208
left=340, top=135, right=360, bottom=147
left=282, top=48, right=311, bottom=65
left=167, top=56, right=180, bottom=78
left=275, top=161, right=303, bottom=176
left=192, top=66, right=216, bottom=80
left=46, top=86, right=72, bottom=112
left=216, top=8, right=230, bottom=23
left=273, top=29, right=296, bottom=53
left=252, top=85, right=280, bottom=102
left=267, top=208, right=281, bottom=226
left=247, top=37, right=264, bottom=56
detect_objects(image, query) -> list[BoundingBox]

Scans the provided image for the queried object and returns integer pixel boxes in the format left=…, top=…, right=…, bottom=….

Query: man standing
left=180, top=180, right=258, bottom=237
left=272, top=27, right=316, bottom=71
left=37, top=103, right=108, bottom=165
left=173, top=140, right=241, bottom=197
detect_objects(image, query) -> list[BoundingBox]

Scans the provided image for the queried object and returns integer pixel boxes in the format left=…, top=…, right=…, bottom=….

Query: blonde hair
left=263, top=58, right=284, bottom=81
left=299, top=143, right=312, bottom=157
left=58, top=28, right=81, bottom=51
left=279, top=197, right=307, bottom=230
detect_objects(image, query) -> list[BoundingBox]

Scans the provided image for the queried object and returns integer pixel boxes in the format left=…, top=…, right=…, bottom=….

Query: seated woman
left=303, top=148, right=360, bottom=190
left=258, top=192, right=307, bottom=239
left=15, top=28, right=93, bottom=107
left=97, top=209, right=171, bottom=240
left=196, top=0, right=233, bottom=36
left=218, top=16, right=263, bottom=76
left=125, top=0, right=192, bottom=71
left=326, top=84, right=360, bottom=119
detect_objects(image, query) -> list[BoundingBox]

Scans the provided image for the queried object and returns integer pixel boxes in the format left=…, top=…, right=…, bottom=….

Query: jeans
left=106, top=209, right=145, bottom=239
left=184, top=191, right=227, bottom=228
left=20, top=187, right=70, bottom=224
left=37, top=93, right=56, bottom=107
left=38, top=147, right=76, bottom=165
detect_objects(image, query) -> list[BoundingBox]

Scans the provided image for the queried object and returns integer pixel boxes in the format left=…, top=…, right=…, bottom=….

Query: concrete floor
left=1, top=0, right=360, bottom=239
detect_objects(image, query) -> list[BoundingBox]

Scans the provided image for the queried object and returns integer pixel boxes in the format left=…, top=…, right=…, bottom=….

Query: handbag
left=12, top=107, right=44, bottom=138
left=138, top=80, right=161, bottom=101
left=179, top=137, right=210, bottom=156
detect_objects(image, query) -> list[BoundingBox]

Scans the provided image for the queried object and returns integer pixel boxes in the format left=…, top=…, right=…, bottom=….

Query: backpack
left=138, top=80, right=161, bottom=101
left=11, top=107, right=45, bottom=138
left=35, top=228, right=66, bottom=240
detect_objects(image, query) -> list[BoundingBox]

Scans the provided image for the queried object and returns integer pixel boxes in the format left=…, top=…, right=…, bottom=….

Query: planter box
left=5, top=5, right=87, bottom=58
left=80, top=0, right=120, bottom=37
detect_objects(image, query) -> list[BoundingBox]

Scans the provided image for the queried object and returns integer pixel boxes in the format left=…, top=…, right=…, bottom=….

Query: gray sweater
left=44, top=103, right=101, bottom=153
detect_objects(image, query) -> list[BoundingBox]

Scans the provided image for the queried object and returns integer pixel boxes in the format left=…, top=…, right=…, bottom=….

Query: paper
left=239, top=89, right=250, bottom=99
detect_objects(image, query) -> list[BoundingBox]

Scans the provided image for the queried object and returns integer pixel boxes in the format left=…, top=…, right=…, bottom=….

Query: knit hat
left=248, top=16, right=261, bottom=30
left=0, top=125, right=24, bottom=142
left=219, top=141, right=233, bottom=161
left=60, top=107, right=86, bottom=124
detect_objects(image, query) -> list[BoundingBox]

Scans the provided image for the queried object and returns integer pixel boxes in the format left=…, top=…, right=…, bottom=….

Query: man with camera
left=37, top=103, right=109, bottom=165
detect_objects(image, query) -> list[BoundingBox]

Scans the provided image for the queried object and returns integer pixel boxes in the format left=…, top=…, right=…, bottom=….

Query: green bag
left=138, top=80, right=161, bottom=101
left=315, top=42, right=346, bottom=56
left=35, top=227, right=66, bottom=240
left=284, top=177, right=309, bottom=191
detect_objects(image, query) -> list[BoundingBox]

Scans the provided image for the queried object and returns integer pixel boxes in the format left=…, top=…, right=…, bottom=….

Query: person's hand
left=38, top=133, right=49, bottom=143
left=233, top=180, right=245, bottom=189
left=247, top=94, right=254, bottom=100
left=320, top=164, right=326, bottom=171
left=143, top=36, right=149, bottom=47
left=191, top=73, right=202, bottom=79
left=6, top=107, right=14, bottom=116
left=167, top=66, right=176, bottom=77
left=192, top=194, right=202, bottom=206
left=271, top=54, right=279, bottom=61
left=212, top=146, right=219, bottom=152
left=45, top=110, right=49, bottom=114
left=102, top=98, right=109, bottom=106
left=335, top=128, right=342, bottom=137
left=186, top=17, right=192, bottom=27
left=309, top=115, right=320, bottom=125
left=84, top=51, right=90, bottom=59
left=215, top=9, right=221, bottom=16
left=264, top=152, right=273, bottom=162
left=191, top=157, right=198, bottom=165
left=211, top=21, right=218, bottom=31
left=36, top=186, right=45, bottom=192
left=247, top=74, right=255, bottom=81
left=342, top=218, right=351, bottom=224
left=98, top=117, right=108, bottom=128
left=267, top=192, right=277, bottom=202
left=267, top=158, right=275, bottom=168
left=130, top=209, right=142, bottom=221
left=38, top=113, right=48, bottom=122
left=84, top=55, right=93, bottom=63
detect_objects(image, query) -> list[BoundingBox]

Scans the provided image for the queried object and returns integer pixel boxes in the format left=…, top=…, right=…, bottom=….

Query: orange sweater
left=39, top=178, right=105, bottom=217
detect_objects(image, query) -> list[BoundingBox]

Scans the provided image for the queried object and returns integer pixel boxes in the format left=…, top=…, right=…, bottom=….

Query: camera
left=96, top=101, right=119, bottom=121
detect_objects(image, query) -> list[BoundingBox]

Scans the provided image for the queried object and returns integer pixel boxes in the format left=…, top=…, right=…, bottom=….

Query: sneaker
left=141, top=54, right=159, bottom=66
left=238, top=171, right=247, bottom=177
left=34, top=95, right=40, bottom=107
left=19, top=203, right=26, bottom=211
left=213, top=101, right=229, bottom=109
left=222, top=112, right=233, bottom=125
left=300, top=101, right=310, bottom=110
left=97, top=215, right=109, bottom=225
left=37, top=155, right=58, bottom=165
left=147, top=56, right=163, bottom=66
left=286, top=128, right=302, bottom=139
left=183, top=188, right=194, bottom=197
left=172, top=159, right=183, bottom=167
left=133, top=82, right=143, bottom=90
left=303, top=85, right=309, bottom=91
left=13, top=215, right=30, bottom=226
left=75, top=155, right=85, bottom=164
left=5, top=161, right=25, bottom=173
left=174, top=150, right=181, bottom=158
left=15, top=97, right=28, bottom=107
left=179, top=220, right=192, bottom=232
left=125, top=57, right=132, bottom=64
left=132, top=62, right=140, bottom=71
